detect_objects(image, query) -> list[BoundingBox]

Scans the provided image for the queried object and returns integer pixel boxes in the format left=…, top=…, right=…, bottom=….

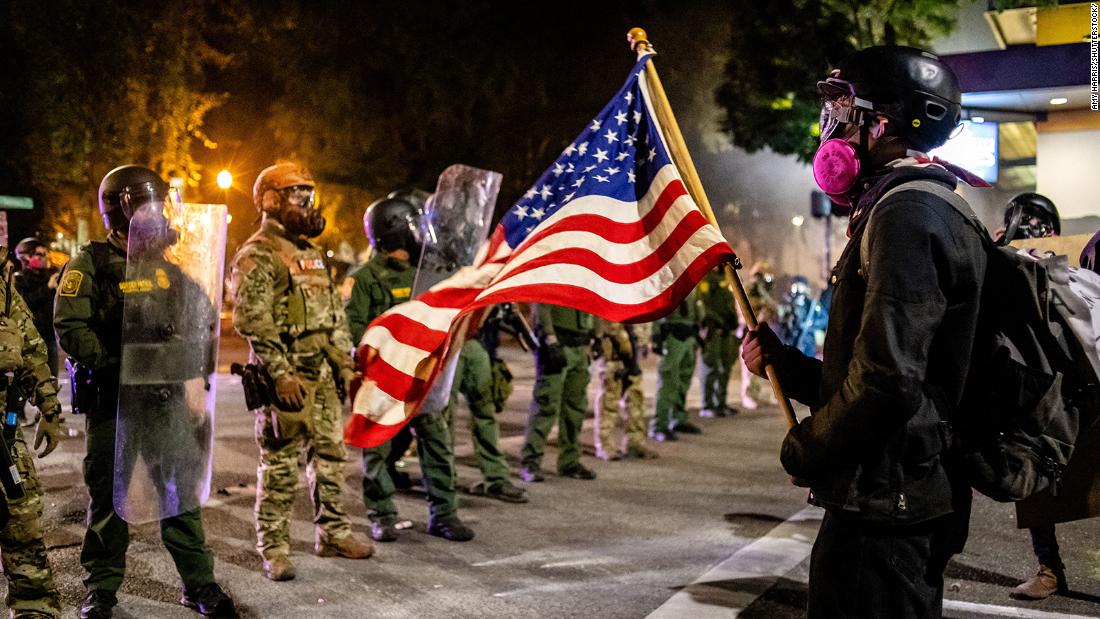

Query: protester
left=743, top=45, right=986, bottom=618
left=13, top=237, right=59, bottom=374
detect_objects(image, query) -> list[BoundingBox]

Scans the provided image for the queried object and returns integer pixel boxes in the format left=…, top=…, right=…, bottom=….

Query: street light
left=217, top=169, right=233, bottom=190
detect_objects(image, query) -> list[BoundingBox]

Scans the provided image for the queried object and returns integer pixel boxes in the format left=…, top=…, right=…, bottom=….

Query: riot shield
left=412, top=164, right=502, bottom=298
left=114, top=201, right=227, bottom=524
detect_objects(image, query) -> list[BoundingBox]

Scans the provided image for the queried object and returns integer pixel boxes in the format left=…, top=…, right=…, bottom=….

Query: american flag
left=345, top=54, right=734, bottom=448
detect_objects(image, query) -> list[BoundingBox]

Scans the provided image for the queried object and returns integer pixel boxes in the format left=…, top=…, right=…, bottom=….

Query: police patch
left=59, top=270, right=83, bottom=297
left=297, top=258, right=325, bottom=271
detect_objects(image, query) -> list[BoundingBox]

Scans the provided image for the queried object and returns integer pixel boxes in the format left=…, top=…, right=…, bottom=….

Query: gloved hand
left=741, top=322, right=785, bottom=379
left=274, top=373, right=308, bottom=412
left=537, top=340, right=567, bottom=375
left=34, top=411, right=61, bottom=458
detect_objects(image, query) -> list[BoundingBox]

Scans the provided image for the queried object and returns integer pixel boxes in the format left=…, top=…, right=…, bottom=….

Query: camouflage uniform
left=1, top=267, right=61, bottom=618
left=55, top=238, right=217, bottom=594
left=594, top=320, right=651, bottom=458
left=230, top=219, right=357, bottom=559
left=344, top=252, right=457, bottom=524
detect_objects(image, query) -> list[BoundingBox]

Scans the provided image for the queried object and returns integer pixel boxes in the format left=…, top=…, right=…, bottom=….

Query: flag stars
left=648, top=147, right=657, bottom=162
left=539, top=185, right=553, bottom=200
left=523, top=187, right=537, bottom=200
left=531, top=207, right=545, bottom=220
left=614, top=110, right=628, bottom=125
left=633, top=110, right=642, bottom=124
left=624, top=135, right=636, bottom=147
left=563, top=143, right=576, bottom=157
left=552, top=162, right=564, bottom=176
left=627, top=170, right=636, bottom=183
left=594, top=174, right=610, bottom=183
left=590, top=119, right=601, bottom=131
left=603, top=129, right=619, bottom=144
left=515, top=205, right=529, bottom=220
left=593, top=148, right=609, bottom=163
left=605, top=166, right=620, bottom=175
left=573, top=176, right=586, bottom=188
left=564, top=191, right=576, bottom=201
left=583, top=164, right=597, bottom=172
left=578, top=142, right=589, bottom=156
left=566, top=162, right=575, bottom=173
left=624, top=91, right=634, bottom=104
left=616, top=151, right=630, bottom=162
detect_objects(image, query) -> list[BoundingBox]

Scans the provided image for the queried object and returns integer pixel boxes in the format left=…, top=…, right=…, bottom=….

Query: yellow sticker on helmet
left=912, top=119, right=922, bottom=127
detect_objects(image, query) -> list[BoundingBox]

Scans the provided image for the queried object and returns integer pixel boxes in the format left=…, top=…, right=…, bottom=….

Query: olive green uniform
left=1, top=268, right=61, bottom=617
left=521, top=305, right=594, bottom=473
left=441, top=338, right=509, bottom=483
left=594, top=320, right=650, bottom=456
left=55, top=238, right=216, bottom=593
left=697, top=270, right=741, bottom=412
left=344, top=252, right=457, bottom=523
left=652, top=291, right=699, bottom=433
left=230, top=219, right=357, bottom=559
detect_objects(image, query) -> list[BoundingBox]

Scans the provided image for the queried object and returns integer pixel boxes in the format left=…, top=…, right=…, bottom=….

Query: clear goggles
left=280, top=185, right=316, bottom=208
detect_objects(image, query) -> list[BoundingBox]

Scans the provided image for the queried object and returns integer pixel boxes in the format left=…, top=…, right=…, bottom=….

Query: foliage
left=716, top=0, right=963, bottom=163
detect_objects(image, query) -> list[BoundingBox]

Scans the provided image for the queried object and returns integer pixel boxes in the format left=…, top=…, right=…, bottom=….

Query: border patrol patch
left=59, top=270, right=83, bottom=297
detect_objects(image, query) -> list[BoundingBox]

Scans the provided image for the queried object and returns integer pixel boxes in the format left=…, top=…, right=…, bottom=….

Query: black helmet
left=386, top=188, right=431, bottom=211
left=1003, top=192, right=1060, bottom=241
left=819, top=46, right=962, bottom=152
left=98, top=165, right=171, bottom=232
left=364, top=195, right=423, bottom=254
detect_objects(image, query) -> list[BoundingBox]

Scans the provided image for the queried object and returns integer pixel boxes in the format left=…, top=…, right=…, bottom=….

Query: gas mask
left=277, top=185, right=325, bottom=238
left=813, top=82, right=876, bottom=208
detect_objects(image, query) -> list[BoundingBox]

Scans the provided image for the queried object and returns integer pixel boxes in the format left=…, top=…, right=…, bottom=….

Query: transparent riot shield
left=412, top=164, right=502, bottom=298
left=114, top=201, right=227, bottom=524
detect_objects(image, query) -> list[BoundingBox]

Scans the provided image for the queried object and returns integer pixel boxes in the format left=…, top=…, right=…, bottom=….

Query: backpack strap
left=860, top=180, right=991, bottom=277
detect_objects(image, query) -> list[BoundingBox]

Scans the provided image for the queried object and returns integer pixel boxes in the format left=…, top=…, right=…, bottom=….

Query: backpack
left=863, top=180, right=1100, bottom=503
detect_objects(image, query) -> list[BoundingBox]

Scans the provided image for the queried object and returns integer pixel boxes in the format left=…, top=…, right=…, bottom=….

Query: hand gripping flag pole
left=628, top=27, right=798, bottom=428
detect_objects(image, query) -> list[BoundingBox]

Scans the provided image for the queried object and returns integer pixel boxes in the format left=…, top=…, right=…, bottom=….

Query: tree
left=1, top=0, right=229, bottom=237
left=715, top=0, right=962, bottom=163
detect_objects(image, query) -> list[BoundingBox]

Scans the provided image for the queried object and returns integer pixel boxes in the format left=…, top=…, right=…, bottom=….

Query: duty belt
left=555, top=330, right=592, bottom=348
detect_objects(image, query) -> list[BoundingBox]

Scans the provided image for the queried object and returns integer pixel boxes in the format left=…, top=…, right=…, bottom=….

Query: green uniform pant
left=521, top=344, right=590, bottom=472
left=361, top=411, right=456, bottom=523
left=2, top=426, right=61, bottom=616
left=82, top=389, right=215, bottom=591
left=654, top=335, right=696, bottom=431
left=594, top=357, right=646, bottom=454
left=254, top=368, right=351, bottom=558
left=700, top=327, right=740, bottom=410
left=443, top=339, right=509, bottom=483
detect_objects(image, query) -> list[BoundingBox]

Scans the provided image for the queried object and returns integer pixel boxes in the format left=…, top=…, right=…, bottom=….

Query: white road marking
left=646, top=506, right=823, bottom=618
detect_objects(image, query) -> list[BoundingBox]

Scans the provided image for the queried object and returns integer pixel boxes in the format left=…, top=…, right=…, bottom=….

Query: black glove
left=537, top=341, right=567, bottom=375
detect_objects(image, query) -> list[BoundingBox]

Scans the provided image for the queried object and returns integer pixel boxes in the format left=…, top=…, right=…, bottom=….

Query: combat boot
left=80, top=589, right=117, bottom=619
left=1011, top=565, right=1067, bottom=600
left=261, top=554, right=296, bottom=581
left=699, top=407, right=726, bottom=418
left=674, top=421, right=702, bottom=435
left=559, top=464, right=598, bottom=480
left=316, top=533, right=375, bottom=559
left=625, top=444, right=659, bottom=459
left=468, top=479, right=529, bottom=503
left=518, top=466, right=545, bottom=482
left=180, top=582, right=237, bottom=617
left=595, top=447, right=622, bottom=461
left=370, top=516, right=401, bottom=542
left=428, top=515, right=476, bottom=542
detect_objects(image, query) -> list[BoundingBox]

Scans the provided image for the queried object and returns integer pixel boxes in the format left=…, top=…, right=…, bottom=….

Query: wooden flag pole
left=628, top=27, right=798, bottom=428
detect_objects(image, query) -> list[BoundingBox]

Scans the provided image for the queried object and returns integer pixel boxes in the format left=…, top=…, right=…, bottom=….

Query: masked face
left=276, top=185, right=325, bottom=237
left=23, top=248, right=48, bottom=270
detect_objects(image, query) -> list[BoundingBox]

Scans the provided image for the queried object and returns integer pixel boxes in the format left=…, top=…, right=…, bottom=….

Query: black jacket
left=780, top=163, right=987, bottom=524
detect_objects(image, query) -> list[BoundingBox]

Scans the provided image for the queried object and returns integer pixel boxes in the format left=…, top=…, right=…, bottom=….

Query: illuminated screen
left=929, top=120, right=999, bottom=184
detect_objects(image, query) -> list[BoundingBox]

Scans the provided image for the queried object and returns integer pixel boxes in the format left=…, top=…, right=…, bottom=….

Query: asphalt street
left=4, top=334, right=1100, bottom=618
